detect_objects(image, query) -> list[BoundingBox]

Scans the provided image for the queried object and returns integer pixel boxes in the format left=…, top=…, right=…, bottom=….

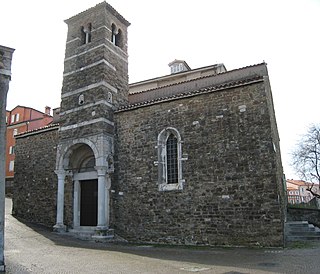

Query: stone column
left=94, top=166, right=113, bottom=238
left=105, top=174, right=111, bottom=227
left=73, top=180, right=80, bottom=228
left=96, top=166, right=107, bottom=229
left=0, top=45, right=14, bottom=272
left=53, top=170, right=66, bottom=232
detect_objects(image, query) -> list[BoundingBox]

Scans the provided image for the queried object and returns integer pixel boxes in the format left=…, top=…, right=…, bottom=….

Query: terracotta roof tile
left=129, top=62, right=266, bottom=95
left=15, top=123, right=59, bottom=138
left=117, top=76, right=263, bottom=113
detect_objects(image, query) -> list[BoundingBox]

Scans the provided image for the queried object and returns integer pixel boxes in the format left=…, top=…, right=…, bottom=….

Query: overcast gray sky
left=1, top=0, right=320, bottom=180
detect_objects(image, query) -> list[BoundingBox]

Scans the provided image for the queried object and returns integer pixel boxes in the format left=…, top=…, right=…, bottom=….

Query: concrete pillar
left=0, top=45, right=15, bottom=272
left=53, top=170, right=66, bottom=232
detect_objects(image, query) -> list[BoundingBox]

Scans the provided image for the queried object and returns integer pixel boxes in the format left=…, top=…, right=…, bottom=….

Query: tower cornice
left=64, top=1, right=130, bottom=27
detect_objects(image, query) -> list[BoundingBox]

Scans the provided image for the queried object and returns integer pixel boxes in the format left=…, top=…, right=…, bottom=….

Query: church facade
left=12, top=2, right=286, bottom=247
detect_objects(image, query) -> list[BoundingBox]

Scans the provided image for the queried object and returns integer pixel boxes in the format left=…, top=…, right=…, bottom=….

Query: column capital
left=95, top=166, right=108, bottom=176
left=54, top=169, right=66, bottom=178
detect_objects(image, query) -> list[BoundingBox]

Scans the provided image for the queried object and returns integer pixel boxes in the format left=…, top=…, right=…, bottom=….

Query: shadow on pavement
left=10, top=214, right=291, bottom=274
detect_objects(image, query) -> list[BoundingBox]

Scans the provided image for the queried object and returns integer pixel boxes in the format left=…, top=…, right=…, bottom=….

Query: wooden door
left=80, top=180, right=98, bottom=226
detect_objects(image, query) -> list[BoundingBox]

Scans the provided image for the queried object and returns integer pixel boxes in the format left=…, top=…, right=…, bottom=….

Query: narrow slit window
left=115, top=29, right=122, bottom=47
left=111, top=24, right=116, bottom=45
left=81, top=26, right=86, bottom=44
left=87, top=23, right=92, bottom=43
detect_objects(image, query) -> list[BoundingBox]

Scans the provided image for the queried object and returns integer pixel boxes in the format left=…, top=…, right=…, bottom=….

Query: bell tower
left=60, top=1, right=130, bottom=138
left=54, top=2, right=130, bottom=237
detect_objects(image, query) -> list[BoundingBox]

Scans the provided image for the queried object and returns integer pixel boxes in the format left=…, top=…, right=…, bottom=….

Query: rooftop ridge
left=6, top=105, right=52, bottom=116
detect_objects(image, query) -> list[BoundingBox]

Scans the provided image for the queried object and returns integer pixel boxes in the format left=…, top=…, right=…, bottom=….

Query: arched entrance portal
left=70, top=144, right=98, bottom=228
left=54, top=141, right=113, bottom=239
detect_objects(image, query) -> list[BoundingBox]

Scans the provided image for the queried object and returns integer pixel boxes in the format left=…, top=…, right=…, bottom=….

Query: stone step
left=66, top=228, right=124, bottom=242
left=287, top=230, right=320, bottom=236
left=286, top=235, right=320, bottom=241
left=285, top=221, right=320, bottom=242
left=286, top=225, right=319, bottom=232
left=68, top=230, right=95, bottom=240
left=286, top=221, right=309, bottom=227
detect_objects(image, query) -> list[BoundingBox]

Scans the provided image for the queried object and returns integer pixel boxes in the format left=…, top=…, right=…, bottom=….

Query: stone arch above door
left=55, top=138, right=100, bottom=172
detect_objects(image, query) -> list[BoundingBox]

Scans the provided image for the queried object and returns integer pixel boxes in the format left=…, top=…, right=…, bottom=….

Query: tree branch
left=306, top=183, right=320, bottom=199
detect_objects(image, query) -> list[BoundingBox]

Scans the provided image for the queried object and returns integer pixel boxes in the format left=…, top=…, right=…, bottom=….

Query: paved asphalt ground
left=4, top=198, right=320, bottom=274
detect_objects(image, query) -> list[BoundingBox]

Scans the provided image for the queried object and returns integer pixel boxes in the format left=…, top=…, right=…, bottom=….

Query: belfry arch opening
left=81, top=23, right=92, bottom=44
left=111, top=23, right=123, bottom=49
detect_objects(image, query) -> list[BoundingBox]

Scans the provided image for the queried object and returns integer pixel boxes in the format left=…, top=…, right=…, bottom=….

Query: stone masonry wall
left=12, top=128, right=59, bottom=227
left=263, top=75, right=286, bottom=231
left=113, top=80, right=284, bottom=247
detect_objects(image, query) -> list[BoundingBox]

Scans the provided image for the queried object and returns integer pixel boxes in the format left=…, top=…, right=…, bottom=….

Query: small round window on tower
left=107, top=91, right=112, bottom=103
left=78, top=94, right=84, bottom=105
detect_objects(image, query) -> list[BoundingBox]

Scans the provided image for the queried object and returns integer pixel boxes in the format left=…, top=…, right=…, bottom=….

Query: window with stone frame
left=156, top=127, right=185, bottom=191
left=9, top=160, right=14, bottom=171
left=9, top=146, right=14, bottom=155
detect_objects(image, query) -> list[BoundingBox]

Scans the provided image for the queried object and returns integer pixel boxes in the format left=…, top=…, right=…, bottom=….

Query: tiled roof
left=117, top=75, right=263, bottom=113
left=6, top=105, right=49, bottom=116
left=286, top=179, right=319, bottom=186
left=129, top=62, right=265, bottom=95
left=287, top=186, right=298, bottom=191
left=15, top=123, right=59, bottom=138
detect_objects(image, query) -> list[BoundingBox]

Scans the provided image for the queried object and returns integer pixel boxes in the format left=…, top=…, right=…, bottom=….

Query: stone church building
left=12, top=2, right=286, bottom=247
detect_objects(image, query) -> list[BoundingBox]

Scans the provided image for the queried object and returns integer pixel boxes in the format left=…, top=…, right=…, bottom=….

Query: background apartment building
left=286, top=179, right=320, bottom=204
left=5, top=106, right=53, bottom=193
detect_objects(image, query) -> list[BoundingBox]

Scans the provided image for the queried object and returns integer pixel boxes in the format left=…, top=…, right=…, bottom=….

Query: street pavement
left=4, top=198, right=320, bottom=274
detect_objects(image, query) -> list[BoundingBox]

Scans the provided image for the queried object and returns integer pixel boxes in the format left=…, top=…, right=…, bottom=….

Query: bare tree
left=292, top=124, right=320, bottom=198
